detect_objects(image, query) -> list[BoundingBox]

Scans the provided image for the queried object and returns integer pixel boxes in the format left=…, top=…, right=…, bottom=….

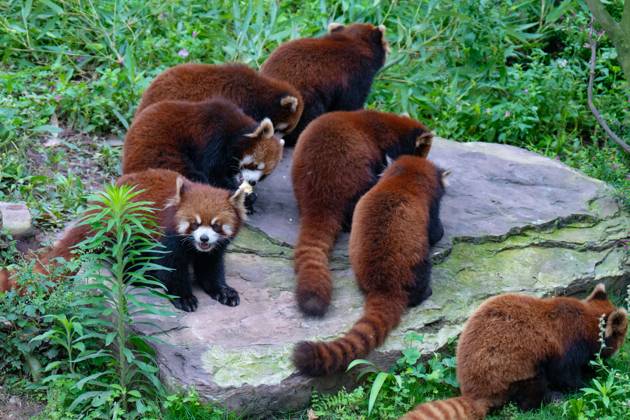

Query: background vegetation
left=0, top=0, right=628, bottom=418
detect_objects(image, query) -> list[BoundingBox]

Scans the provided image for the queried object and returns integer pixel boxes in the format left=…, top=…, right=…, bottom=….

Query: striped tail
left=0, top=223, right=90, bottom=293
left=293, top=292, right=406, bottom=376
left=401, top=396, right=489, bottom=420
left=293, top=213, right=342, bottom=317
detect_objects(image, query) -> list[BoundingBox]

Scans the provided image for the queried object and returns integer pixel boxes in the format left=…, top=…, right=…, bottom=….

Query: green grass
left=1, top=0, right=629, bottom=418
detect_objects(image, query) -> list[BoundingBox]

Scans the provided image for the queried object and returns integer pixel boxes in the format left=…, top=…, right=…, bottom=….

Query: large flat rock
left=134, top=138, right=629, bottom=416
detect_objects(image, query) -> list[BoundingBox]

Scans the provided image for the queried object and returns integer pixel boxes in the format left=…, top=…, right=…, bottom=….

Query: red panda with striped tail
left=401, top=284, right=628, bottom=419
left=291, top=110, right=433, bottom=317
left=293, top=156, right=446, bottom=376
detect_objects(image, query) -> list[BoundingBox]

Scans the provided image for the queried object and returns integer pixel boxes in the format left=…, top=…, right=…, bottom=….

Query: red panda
left=135, top=63, right=303, bottom=137
left=261, top=23, right=389, bottom=145
left=401, top=284, right=629, bottom=419
left=123, top=98, right=283, bottom=210
left=0, top=169, right=251, bottom=312
left=291, top=110, right=433, bottom=317
left=293, top=156, right=446, bottom=376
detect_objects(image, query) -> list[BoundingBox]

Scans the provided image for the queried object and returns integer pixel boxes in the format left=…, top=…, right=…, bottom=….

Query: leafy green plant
left=29, top=184, right=171, bottom=417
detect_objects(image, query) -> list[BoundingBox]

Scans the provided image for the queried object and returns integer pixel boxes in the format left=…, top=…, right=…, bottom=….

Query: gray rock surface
left=0, top=202, right=33, bottom=238
left=134, top=138, right=629, bottom=416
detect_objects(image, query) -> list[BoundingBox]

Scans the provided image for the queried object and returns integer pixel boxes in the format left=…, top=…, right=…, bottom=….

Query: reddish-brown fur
left=292, top=110, right=433, bottom=317
left=402, top=285, right=628, bottom=419
left=136, top=63, right=303, bottom=135
left=123, top=98, right=283, bottom=189
left=261, top=23, right=389, bottom=145
left=293, top=156, right=445, bottom=376
left=0, top=169, right=246, bottom=294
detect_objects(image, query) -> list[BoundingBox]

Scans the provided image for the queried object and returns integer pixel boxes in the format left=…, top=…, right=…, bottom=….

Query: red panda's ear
left=280, top=96, right=299, bottom=113
left=229, top=182, right=253, bottom=220
left=378, top=24, right=386, bottom=34
left=166, top=176, right=187, bottom=208
left=415, top=132, right=433, bottom=157
left=328, top=22, right=344, bottom=33
left=605, top=309, right=628, bottom=338
left=585, top=283, right=607, bottom=301
left=245, top=118, right=274, bottom=139
left=441, top=169, right=452, bottom=188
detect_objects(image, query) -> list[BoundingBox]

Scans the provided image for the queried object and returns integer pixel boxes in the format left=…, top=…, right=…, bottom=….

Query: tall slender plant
left=33, top=183, right=172, bottom=417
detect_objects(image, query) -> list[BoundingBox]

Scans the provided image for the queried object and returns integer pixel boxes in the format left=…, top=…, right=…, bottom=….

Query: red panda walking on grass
left=401, top=284, right=628, bottom=419
left=293, top=156, right=446, bottom=376
left=291, top=110, right=433, bottom=317
left=261, top=23, right=389, bottom=145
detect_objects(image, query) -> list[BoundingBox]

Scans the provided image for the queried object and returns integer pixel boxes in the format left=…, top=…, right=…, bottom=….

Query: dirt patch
left=0, top=386, right=44, bottom=420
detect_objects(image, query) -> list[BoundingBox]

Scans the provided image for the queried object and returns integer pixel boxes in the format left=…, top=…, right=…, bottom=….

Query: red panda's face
left=238, top=118, right=284, bottom=186
left=582, top=283, right=628, bottom=357
left=172, top=181, right=246, bottom=253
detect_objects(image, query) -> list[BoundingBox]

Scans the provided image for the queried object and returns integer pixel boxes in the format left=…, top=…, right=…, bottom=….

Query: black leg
left=428, top=197, right=444, bottom=246
left=245, top=192, right=258, bottom=215
left=153, top=235, right=198, bottom=312
left=193, top=248, right=240, bottom=307
left=508, top=373, right=549, bottom=411
left=407, top=259, right=432, bottom=307
left=544, top=340, right=596, bottom=391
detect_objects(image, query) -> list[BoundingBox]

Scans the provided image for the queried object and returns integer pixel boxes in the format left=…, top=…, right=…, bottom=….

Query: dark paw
left=245, top=192, right=258, bottom=215
left=172, top=294, right=198, bottom=312
left=210, top=286, right=240, bottom=306
left=408, top=286, right=432, bottom=307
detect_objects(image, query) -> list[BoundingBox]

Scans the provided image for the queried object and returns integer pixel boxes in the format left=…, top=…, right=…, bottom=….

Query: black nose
left=249, top=180, right=257, bottom=186
left=200, top=234, right=209, bottom=243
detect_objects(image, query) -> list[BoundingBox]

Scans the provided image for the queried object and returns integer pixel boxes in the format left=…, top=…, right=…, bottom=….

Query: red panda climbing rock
left=261, top=23, right=389, bottom=145
left=293, top=156, right=446, bottom=376
left=0, top=169, right=251, bottom=312
left=291, top=110, right=433, bottom=317
left=401, top=284, right=629, bottom=420
left=136, top=63, right=303, bottom=137
left=123, top=98, right=283, bottom=211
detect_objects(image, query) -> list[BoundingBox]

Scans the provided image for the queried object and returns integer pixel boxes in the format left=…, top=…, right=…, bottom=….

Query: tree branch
left=585, top=0, right=622, bottom=41
left=622, top=0, right=630, bottom=31
left=587, top=19, right=630, bottom=154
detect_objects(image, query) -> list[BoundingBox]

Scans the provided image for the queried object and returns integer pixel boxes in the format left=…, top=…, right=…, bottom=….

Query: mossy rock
left=133, top=139, right=629, bottom=416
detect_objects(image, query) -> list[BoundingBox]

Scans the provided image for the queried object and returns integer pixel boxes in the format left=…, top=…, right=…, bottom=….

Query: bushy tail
left=400, top=396, right=489, bottom=420
left=293, top=292, right=406, bottom=376
left=293, top=214, right=342, bottom=317
left=0, top=223, right=90, bottom=293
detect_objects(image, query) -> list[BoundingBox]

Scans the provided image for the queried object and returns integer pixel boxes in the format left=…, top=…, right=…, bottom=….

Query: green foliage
left=0, top=0, right=628, bottom=227
left=163, top=389, right=233, bottom=420
left=311, top=333, right=458, bottom=419
left=1, top=184, right=171, bottom=418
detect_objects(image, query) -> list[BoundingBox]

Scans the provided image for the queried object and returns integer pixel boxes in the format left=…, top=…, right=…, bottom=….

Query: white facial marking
left=211, top=217, right=218, bottom=225
left=223, top=224, right=233, bottom=236
left=240, top=155, right=254, bottom=166
left=241, top=169, right=263, bottom=183
left=192, top=226, right=220, bottom=252
left=385, top=155, right=394, bottom=167
left=195, top=214, right=201, bottom=224
left=257, top=162, right=265, bottom=170
left=177, top=220, right=190, bottom=234
left=276, top=122, right=288, bottom=131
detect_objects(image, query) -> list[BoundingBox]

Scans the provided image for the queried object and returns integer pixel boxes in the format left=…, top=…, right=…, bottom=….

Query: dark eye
left=211, top=223, right=222, bottom=233
left=190, top=221, right=200, bottom=230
